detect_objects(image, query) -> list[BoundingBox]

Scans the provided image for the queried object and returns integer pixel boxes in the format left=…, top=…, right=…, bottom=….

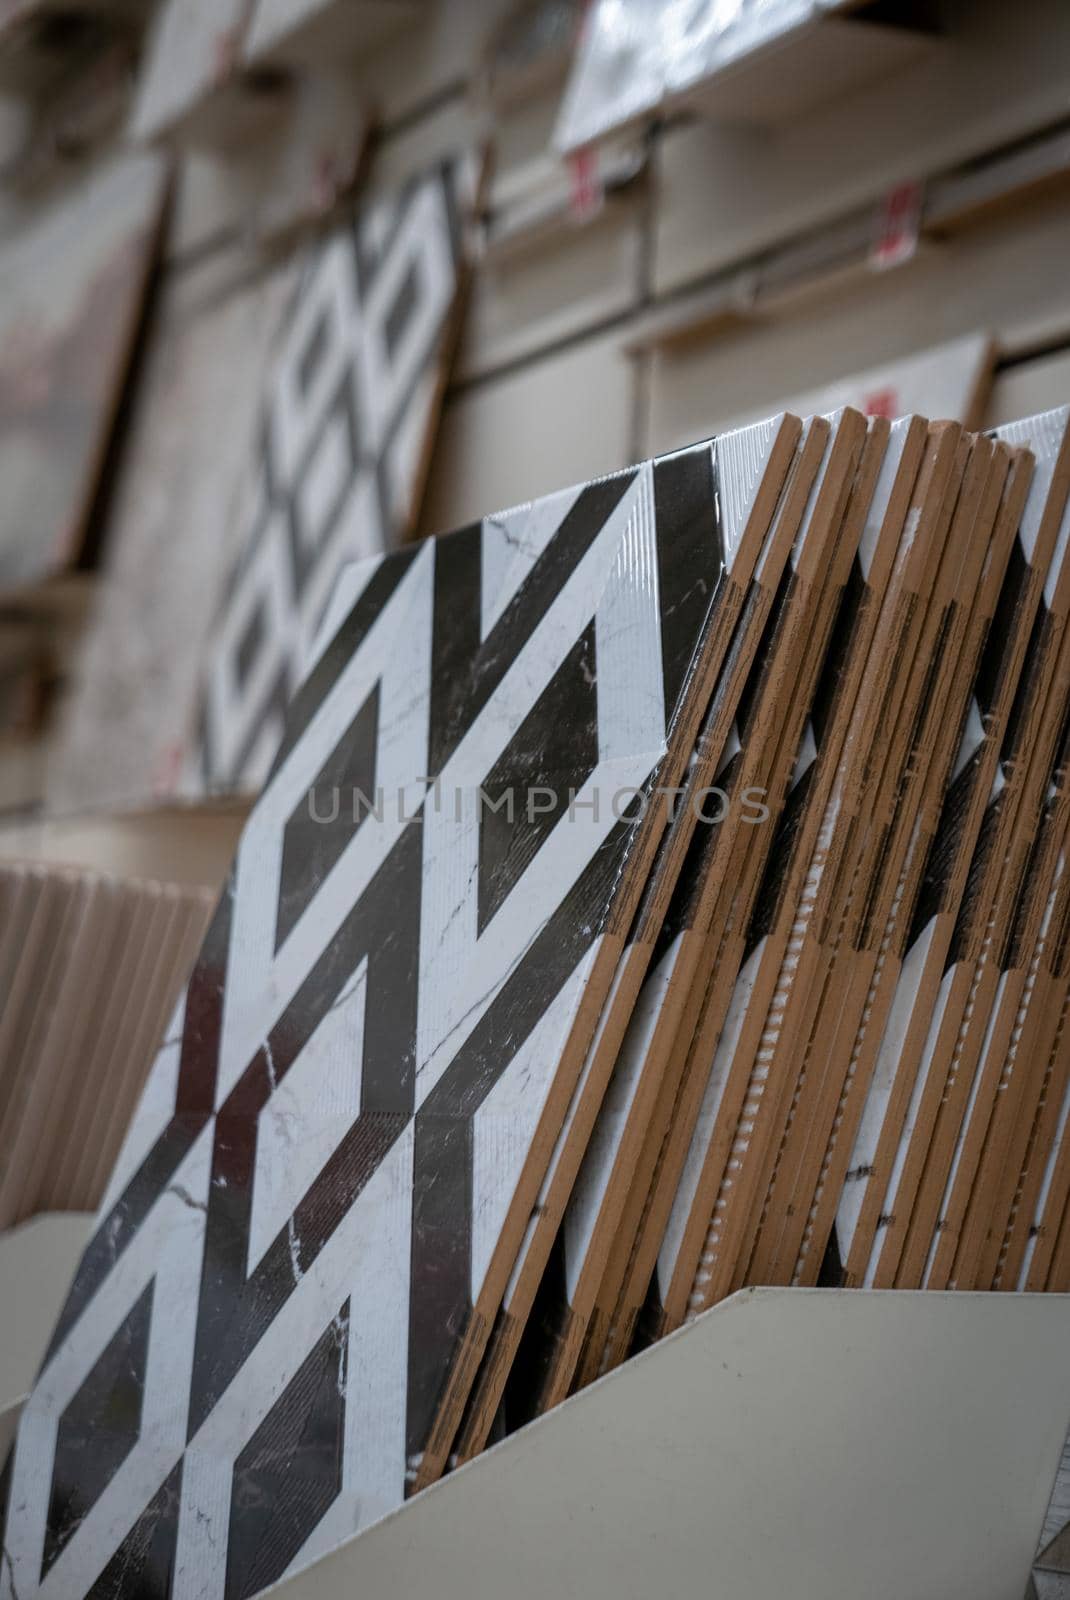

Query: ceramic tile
left=483, top=416, right=870, bottom=1414
left=736, top=437, right=1015, bottom=1296
left=553, top=0, right=885, bottom=154
left=0, top=412, right=800, bottom=1598
left=748, top=437, right=1022, bottom=1290
left=1014, top=1021, right=1070, bottom=1295
left=988, top=350, right=1070, bottom=431
left=914, top=748, right=1070, bottom=1292
left=0, top=155, right=167, bottom=587
left=196, top=154, right=480, bottom=793
left=834, top=411, right=1070, bottom=1291
left=650, top=1, right=1070, bottom=302
left=645, top=417, right=925, bottom=1332
left=0, top=868, right=214, bottom=1230
left=668, top=423, right=968, bottom=1315
left=969, top=836, right=1070, bottom=1292
left=452, top=412, right=821, bottom=1457
left=44, top=260, right=298, bottom=817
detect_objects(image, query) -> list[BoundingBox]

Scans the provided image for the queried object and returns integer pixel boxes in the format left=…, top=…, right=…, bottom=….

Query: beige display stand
left=1, top=1218, right=1068, bottom=1600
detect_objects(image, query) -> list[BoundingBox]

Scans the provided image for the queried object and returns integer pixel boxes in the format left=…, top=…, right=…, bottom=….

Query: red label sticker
left=153, top=742, right=184, bottom=797
left=871, top=181, right=923, bottom=272
left=863, top=387, right=899, bottom=419
left=568, top=145, right=604, bottom=223
left=213, top=26, right=240, bottom=85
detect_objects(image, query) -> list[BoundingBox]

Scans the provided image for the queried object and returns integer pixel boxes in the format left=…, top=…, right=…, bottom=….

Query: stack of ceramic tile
left=4, top=406, right=1070, bottom=1600
left=604, top=404, right=1070, bottom=1356
left=476, top=406, right=1070, bottom=1437
left=0, top=864, right=214, bottom=1230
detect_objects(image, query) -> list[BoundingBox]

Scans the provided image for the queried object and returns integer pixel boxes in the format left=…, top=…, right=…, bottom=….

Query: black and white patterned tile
left=0, top=422, right=787, bottom=1600
left=197, top=154, right=478, bottom=793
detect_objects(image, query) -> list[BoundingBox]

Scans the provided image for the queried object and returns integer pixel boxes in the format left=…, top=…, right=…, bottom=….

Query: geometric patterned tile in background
left=197, top=153, right=480, bottom=792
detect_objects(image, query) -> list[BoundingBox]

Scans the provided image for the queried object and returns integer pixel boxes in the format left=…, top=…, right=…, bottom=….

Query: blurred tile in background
left=0, top=153, right=167, bottom=588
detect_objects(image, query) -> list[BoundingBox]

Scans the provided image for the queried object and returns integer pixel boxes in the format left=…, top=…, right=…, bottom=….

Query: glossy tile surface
left=0, top=422, right=772, bottom=1600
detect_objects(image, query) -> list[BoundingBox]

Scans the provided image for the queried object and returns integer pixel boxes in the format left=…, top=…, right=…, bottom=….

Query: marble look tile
left=0, top=414, right=800, bottom=1600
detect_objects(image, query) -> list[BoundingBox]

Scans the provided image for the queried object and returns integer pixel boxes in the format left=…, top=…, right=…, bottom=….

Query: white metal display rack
left=2, top=1215, right=1069, bottom=1600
